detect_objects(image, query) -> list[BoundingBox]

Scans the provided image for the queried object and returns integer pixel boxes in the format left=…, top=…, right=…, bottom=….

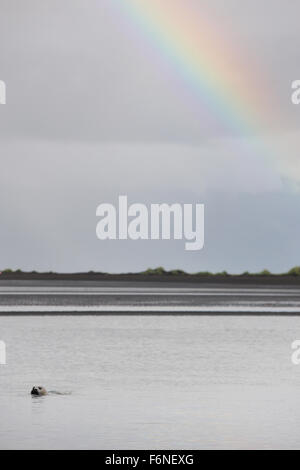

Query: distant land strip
left=1, top=266, right=300, bottom=285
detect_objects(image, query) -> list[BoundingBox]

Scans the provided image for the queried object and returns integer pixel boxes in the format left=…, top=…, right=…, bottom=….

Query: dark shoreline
left=1, top=271, right=300, bottom=286
left=1, top=311, right=300, bottom=316
left=1, top=279, right=300, bottom=315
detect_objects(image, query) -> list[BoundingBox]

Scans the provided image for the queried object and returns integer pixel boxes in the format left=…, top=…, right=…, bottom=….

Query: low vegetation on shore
left=142, top=267, right=300, bottom=276
left=1, top=266, right=300, bottom=277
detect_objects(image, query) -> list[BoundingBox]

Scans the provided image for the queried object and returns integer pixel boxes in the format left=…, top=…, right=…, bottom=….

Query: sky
left=0, top=0, right=300, bottom=273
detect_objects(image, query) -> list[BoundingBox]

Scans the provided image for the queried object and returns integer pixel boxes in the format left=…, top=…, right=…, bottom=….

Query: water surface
left=0, top=315, right=300, bottom=449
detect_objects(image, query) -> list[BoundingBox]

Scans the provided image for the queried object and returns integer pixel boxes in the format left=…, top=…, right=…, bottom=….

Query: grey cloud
left=0, top=0, right=299, bottom=272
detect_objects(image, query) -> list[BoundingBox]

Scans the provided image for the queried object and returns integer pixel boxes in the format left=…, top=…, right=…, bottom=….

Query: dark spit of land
left=1, top=267, right=300, bottom=286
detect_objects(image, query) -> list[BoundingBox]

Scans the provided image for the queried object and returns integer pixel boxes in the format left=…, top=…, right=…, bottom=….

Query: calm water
left=1, top=315, right=300, bottom=449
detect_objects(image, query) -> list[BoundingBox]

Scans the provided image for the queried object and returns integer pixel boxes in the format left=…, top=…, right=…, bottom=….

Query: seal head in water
left=31, top=386, right=47, bottom=396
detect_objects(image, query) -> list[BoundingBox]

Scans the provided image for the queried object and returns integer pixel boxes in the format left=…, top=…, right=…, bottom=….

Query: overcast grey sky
left=0, top=0, right=300, bottom=273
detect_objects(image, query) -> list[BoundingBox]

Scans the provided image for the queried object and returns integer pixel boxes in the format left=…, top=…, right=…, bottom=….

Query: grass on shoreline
left=1, top=266, right=300, bottom=277
left=142, top=266, right=300, bottom=277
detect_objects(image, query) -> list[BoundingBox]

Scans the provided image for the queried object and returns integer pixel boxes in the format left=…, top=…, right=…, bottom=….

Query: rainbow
left=114, top=0, right=273, bottom=140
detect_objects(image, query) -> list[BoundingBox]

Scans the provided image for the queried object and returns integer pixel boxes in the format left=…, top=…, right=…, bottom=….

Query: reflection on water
left=0, top=315, right=300, bottom=449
